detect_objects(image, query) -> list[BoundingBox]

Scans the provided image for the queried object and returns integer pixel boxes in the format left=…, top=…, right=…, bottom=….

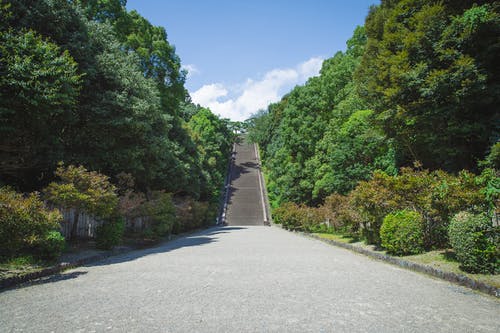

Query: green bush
left=349, top=167, right=488, bottom=248
left=174, top=197, right=211, bottom=233
left=322, top=193, right=361, bottom=236
left=349, top=171, right=400, bottom=245
left=448, top=212, right=499, bottom=274
left=96, top=217, right=125, bottom=250
left=0, top=187, right=63, bottom=259
left=380, top=210, right=425, bottom=256
left=273, top=202, right=327, bottom=232
left=34, top=231, right=66, bottom=260
left=45, top=164, right=118, bottom=240
left=141, top=191, right=176, bottom=239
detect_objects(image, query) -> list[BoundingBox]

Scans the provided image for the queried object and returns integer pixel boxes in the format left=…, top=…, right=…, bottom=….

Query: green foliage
left=45, top=164, right=118, bottom=218
left=357, top=1, right=499, bottom=171
left=449, top=212, right=499, bottom=274
left=45, top=164, right=118, bottom=239
left=33, top=230, right=66, bottom=260
left=1, top=0, right=232, bottom=204
left=141, top=192, right=176, bottom=239
left=174, top=197, right=211, bottom=233
left=272, top=202, right=327, bottom=233
left=380, top=210, right=425, bottom=256
left=0, top=28, right=81, bottom=187
left=322, top=193, right=361, bottom=236
left=349, top=167, right=488, bottom=247
left=186, top=106, right=233, bottom=202
left=0, top=187, right=63, bottom=259
left=312, top=109, right=396, bottom=198
left=249, top=26, right=396, bottom=206
left=484, top=142, right=500, bottom=170
left=96, top=216, right=125, bottom=250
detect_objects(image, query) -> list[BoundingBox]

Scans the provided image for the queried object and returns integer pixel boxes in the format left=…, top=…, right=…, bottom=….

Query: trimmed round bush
left=380, top=210, right=425, bottom=255
left=448, top=212, right=498, bottom=274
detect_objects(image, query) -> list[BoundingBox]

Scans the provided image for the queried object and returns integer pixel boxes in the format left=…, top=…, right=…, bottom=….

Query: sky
left=126, top=0, right=379, bottom=121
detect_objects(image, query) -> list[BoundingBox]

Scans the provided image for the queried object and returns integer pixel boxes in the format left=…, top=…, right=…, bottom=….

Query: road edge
left=272, top=225, right=499, bottom=298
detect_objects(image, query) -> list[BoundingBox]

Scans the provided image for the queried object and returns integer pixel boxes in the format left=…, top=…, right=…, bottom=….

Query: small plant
left=380, top=210, right=425, bottom=256
left=0, top=187, right=63, bottom=259
left=448, top=211, right=498, bottom=274
left=141, top=191, right=176, bottom=239
left=96, top=216, right=125, bottom=250
left=34, top=230, right=66, bottom=260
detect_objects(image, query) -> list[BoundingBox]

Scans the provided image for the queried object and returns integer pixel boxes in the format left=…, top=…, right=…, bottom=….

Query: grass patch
left=313, top=232, right=500, bottom=289
left=0, top=255, right=51, bottom=280
left=402, top=250, right=500, bottom=289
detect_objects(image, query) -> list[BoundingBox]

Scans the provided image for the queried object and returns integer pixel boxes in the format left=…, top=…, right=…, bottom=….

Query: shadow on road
left=87, top=226, right=248, bottom=268
left=16, top=271, right=88, bottom=289
left=8, top=227, right=248, bottom=290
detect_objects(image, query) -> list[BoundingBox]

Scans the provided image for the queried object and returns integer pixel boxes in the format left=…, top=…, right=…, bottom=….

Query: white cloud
left=298, top=57, right=324, bottom=78
left=191, top=83, right=227, bottom=105
left=182, top=64, right=200, bottom=78
left=190, top=57, right=324, bottom=121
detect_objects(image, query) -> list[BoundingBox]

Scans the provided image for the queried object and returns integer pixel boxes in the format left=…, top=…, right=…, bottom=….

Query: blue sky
left=126, top=0, right=379, bottom=120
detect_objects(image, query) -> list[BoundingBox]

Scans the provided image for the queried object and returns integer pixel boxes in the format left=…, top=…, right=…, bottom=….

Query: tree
left=357, top=0, right=500, bottom=171
left=0, top=28, right=81, bottom=188
left=187, top=106, right=233, bottom=202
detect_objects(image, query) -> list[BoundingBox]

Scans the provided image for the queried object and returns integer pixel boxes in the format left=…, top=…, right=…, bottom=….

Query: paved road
left=225, top=140, right=265, bottom=226
left=1, top=226, right=498, bottom=332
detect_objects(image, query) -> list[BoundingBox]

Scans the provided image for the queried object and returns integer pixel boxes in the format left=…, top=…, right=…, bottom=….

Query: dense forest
left=249, top=0, right=499, bottom=273
left=0, top=0, right=233, bottom=258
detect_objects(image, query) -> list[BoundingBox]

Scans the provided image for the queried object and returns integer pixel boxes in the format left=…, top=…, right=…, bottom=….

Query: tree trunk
left=70, top=209, right=80, bottom=240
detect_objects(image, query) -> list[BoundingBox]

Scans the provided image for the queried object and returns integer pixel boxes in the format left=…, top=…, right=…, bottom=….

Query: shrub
left=322, top=193, right=361, bottom=236
left=273, top=202, right=327, bottom=232
left=141, top=191, right=176, bottom=239
left=33, top=230, right=66, bottom=260
left=45, top=164, right=118, bottom=240
left=349, top=171, right=401, bottom=244
left=272, top=202, right=300, bottom=229
left=0, top=187, right=63, bottom=259
left=349, top=167, right=488, bottom=248
left=380, top=210, right=425, bottom=255
left=174, top=197, right=211, bottom=233
left=448, top=212, right=499, bottom=274
left=96, top=216, right=125, bottom=250
left=301, top=206, right=327, bottom=233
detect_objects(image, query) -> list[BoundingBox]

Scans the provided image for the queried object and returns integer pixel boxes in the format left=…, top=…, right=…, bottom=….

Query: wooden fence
left=56, top=208, right=149, bottom=239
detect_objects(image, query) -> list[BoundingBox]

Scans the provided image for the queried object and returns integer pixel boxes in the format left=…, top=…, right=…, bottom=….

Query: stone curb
left=273, top=225, right=499, bottom=298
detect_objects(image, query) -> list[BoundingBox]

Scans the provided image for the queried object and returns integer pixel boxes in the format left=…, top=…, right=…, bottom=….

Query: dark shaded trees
left=357, top=0, right=500, bottom=171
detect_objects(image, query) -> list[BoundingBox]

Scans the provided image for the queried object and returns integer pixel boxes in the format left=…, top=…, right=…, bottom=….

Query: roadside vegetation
left=0, top=0, right=233, bottom=268
left=249, top=1, right=499, bottom=276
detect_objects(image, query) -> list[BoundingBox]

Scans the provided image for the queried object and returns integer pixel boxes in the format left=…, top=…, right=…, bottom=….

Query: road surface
left=0, top=226, right=498, bottom=332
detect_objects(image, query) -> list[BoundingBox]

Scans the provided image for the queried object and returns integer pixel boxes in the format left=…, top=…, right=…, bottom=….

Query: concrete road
left=1, top=226, right=498, bottom=332
left=225, top=140, right=265, bottom=226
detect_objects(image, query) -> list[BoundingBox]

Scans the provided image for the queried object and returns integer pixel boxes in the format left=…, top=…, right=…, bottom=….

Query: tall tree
left=357, top=0, right=500, bottom=171
left=0, top=26, right=81, bottom=187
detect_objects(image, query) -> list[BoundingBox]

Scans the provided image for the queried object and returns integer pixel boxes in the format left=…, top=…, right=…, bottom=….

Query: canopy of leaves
left=250, top=26, right=395, bottom=206
left=0, top=0, right=232, bottom=205
left=357, top=0, right=500, bottom=171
